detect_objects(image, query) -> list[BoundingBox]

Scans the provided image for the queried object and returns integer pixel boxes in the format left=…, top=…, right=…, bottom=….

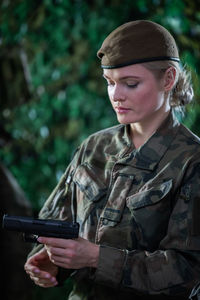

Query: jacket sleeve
left=93, top=160, right=200, bottom=297
left=27, top=145, right=83, bottom=257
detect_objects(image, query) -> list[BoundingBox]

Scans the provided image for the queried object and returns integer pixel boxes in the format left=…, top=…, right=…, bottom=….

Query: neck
left=130, top=109, right=170, bottom=149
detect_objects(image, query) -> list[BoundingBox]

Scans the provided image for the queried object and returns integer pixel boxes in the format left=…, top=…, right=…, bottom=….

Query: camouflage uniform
left=35, top=112, right=200, bottom=299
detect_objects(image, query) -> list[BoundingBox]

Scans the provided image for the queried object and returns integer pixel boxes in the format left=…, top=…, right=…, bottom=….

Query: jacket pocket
left=73, top=163, right=107, bottom=224
left=73, top=163, right=107, bottom=202
left=126, top=180, right=173, bottom=250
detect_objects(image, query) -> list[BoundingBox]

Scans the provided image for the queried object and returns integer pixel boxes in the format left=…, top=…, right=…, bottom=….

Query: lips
left=115, top=106, right=131, bottom=113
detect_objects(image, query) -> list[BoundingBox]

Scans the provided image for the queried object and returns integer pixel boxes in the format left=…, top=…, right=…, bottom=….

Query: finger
left=46, top=245, right=76, bottom=265
left=37, top=236, right=72, bottom=247
left=24, top=263, right=41, bottom=274
left=28, top=270, right=58, bottom=283
left=25, top=267, right=54, bottom=280
left=49, top=254, right=77, bottom=269
left=30, top=275, right=58, bottom=287
left=30, top=273, right=57, bottom=282
left=45, top=244, right=69, bottom=257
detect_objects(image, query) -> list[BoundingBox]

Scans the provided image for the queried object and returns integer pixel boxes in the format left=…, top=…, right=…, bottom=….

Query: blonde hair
left=142, top=60, right=194, bottom=114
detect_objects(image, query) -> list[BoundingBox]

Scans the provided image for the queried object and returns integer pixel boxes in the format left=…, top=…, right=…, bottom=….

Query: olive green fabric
left=97, top=20, right=180, bottom=69
left=32, top=112, right=200, bottom=299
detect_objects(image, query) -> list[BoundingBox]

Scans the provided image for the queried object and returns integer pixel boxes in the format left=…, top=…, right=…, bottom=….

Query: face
left=103, top=64, right=171, bottom=127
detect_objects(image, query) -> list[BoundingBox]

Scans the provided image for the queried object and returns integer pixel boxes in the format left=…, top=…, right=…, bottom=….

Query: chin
left=117, top=117, right=138, bottom=125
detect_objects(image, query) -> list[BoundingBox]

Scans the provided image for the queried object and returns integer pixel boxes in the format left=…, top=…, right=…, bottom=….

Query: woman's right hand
left=24, top=247, right=59, bottom=288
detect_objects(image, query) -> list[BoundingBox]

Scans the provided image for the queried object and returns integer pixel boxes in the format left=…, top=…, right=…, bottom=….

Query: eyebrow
left=102, top=74, right=140, bottom=80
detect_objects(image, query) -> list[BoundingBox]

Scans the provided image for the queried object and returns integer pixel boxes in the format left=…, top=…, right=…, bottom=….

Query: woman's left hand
left=37, top=236, right=100, bottom=270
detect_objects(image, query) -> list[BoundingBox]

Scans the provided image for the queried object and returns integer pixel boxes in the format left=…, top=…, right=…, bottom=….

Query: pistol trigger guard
left=23, top=233, right=39, bottom=243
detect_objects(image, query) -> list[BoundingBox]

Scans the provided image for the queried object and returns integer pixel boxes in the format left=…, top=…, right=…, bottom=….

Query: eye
left=126, top=82, right=138, bottom=88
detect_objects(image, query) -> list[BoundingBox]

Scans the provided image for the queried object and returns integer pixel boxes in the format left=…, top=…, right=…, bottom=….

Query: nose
left=110, top=84, right=126, bottom=102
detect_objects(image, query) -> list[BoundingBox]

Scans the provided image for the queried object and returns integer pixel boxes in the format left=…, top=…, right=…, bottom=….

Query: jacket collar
left=118, top=112, right=180, bottom=170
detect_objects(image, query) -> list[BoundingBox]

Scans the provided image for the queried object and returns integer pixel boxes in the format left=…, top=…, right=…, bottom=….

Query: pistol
left=2, top=214, right=79, bottom=243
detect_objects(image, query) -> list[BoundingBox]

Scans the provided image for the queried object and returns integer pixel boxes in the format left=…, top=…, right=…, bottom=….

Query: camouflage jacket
left=36, top=112, right=200, bottom=300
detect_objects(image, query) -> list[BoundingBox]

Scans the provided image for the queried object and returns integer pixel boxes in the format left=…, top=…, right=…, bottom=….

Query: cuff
left=94, top=244, right=126, bottom=288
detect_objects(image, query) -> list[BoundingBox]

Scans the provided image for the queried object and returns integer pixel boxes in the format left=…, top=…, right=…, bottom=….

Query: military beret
left=97, top=20, right=180, bottom=69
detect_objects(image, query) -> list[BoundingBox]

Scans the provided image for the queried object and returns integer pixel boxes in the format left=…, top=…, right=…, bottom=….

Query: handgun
left=2, top=214, right=79, bottom=243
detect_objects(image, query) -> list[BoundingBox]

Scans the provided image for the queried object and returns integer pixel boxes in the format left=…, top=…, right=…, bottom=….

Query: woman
left=24, top=20, right=200, bottom=300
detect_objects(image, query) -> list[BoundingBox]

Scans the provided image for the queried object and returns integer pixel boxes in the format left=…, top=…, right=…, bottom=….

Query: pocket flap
left=73, top=163, right=107, bottom=202
left=126, top=180, right=172, bottom=209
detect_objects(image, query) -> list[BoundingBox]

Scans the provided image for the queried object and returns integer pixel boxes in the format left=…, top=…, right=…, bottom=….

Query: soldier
left=24, top=20, right=200, bottom=299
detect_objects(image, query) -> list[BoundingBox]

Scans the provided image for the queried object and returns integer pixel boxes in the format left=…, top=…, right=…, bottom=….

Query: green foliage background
left=0, top=0, right=200, bottom=298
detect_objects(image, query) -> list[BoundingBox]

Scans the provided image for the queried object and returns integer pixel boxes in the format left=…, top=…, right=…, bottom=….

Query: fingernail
left=34, top=268, right=40, bottom=273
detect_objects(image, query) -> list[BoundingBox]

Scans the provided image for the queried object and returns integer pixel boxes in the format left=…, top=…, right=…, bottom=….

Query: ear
left=163, top=67, right=177, bottom=92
